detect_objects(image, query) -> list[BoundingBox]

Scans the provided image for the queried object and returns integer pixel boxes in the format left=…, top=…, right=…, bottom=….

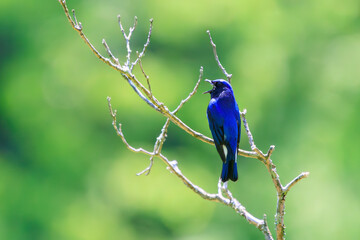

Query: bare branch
left=107, top=97, right=153, bottom=156
left=60, top=2, right=309, bottom=239
left=266, top=145, right=275, bottom=160
left=155, top=119, right=171, bottom=154
left=138, top=119, right=171, bottom=175
left=102, top=39, right=120, bottom=65
left=118, top=15, right=126, bottom=38
left=240, top=109, right=310, bottom=240
left=273, top=172, right=309, bottom=239
left=284, top=172, right=309, bottom=195
left=262, top=215, right=273, bottom=240
left=107, top=97, right=271, bottom=236
left=207, top=30, right=232, bottom=82
left=58, top=1, right=123, bottom=73
left=172, top=66, right=203, bottom=115
left=131, top=18, right=154, bottom=71
left=59, top=0, right=258, bottom=159
left=58, top=0, right=159, bottom=115
left=136, top=157, right=154, bottom=175
left=275, top=193, right=286, bottom=239
left=72, top=9, right=82, bottom=30
left=240, top=110, right=283, bottom=188
left=135, top=51, right=152, bottom=96
left=240, top=109, right=257, bottom=151
left=130, top=16, right=138, bottom=34
left=118, top=15, right=138, bottom=68
left=124, top=76, right=159, bottom=111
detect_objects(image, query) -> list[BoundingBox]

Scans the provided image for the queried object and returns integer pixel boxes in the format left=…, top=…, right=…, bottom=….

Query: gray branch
left=107, top=98, right=273, bottom=239
left=59, top=0, right=253, bottom=157
left=172, top=66, right=203, bottom=115
left=135, top=51, right=152, bottom=96
left=131, top=18, right=154, bottom=71
left=118, top=15, right=137, bottom=68
left=240, top=110, right=309, bottom=239
left=59, top=1, right=309, bottom=239
left=102, top=39, right=120, bottom=65
left=207, top=30, right=232, bottom=82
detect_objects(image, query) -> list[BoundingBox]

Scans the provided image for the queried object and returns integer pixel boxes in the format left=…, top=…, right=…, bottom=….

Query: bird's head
left=203, top=79, right=233, bottom=97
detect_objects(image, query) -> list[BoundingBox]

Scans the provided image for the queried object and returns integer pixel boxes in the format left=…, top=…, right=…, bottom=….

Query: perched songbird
left=204, top=79, right=241, bottom=182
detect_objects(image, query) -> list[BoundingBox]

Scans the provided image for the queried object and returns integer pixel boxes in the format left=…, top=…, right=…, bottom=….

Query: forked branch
left=58, top=1, right=258, bottom=156
left=240, top=110, right=309, bottom=239
left=107, top=97, right=273, bottom=239
left=59, top=1, right=309, bottom=239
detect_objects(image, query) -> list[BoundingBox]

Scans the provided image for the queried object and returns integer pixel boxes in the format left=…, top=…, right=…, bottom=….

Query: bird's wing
left=235, top=104, right=241, bottom=151
left=221, top=102, right=241, bottom=161
left=207, top=107, right=226, bottom=163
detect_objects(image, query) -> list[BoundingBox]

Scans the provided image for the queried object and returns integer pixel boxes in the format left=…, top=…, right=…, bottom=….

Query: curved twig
left=206, top=30, right=232, bottom=82
left=59, top=1, right=309, bottom=239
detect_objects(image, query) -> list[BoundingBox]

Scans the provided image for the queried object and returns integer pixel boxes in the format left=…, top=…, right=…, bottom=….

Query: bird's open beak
left=203, top=79, right=214, bottom=94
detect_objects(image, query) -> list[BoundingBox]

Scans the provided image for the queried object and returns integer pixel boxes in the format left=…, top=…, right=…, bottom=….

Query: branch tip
left=172, top=65, right=203, bottom=115
left=283, top=171, right=310, bottom=196
left=132, top=16, right=138, bottom=30
left=207, top=29, right=231, bottom=81
left=266, top=145, right=275, bottom=159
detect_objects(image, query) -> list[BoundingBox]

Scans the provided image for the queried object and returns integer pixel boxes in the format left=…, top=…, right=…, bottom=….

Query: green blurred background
left=1, top=0, right=359, bottom=239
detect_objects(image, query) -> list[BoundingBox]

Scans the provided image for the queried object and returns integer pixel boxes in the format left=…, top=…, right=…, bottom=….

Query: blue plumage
left=204, top=79, right=241, bottom=182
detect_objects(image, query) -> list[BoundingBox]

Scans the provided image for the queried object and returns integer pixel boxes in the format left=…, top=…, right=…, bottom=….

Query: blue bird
left=204, top=79, right=241, bottom=182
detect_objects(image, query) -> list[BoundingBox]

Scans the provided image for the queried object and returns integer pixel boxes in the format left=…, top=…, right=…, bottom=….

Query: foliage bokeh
left=0, top=0, right=360, bottom=239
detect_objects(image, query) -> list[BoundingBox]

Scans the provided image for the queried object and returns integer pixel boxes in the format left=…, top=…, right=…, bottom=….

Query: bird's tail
left=221, top=160, right=238, bottom=182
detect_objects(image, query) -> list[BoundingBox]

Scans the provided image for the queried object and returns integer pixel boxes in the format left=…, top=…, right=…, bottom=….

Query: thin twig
left=136, top=156, right=154, bottom=175
left=59, top=3, right=119, bottom=70
left=266, top=145, right=275, bottom=160
left=240, top=109, right=257, bottom=151
left=172, top=66, right=203, bottom=115
left=102, top=39, right=120, bottom=65
left=136, top=51, right=152, bottom=96
left=72, top=9, right=82, bottom=30
left=262, top=215, right=273, bottom=240
left=137, top=118, right=171, bottom=176
left=107, top=97, right=153, bottom=156
left=284, top=172, right=310, bottom=195
left=207, top=30, right=232, bottom=82
left=124, top=75, right=159, bottom=111
left=131, top=18, right=154, bottom=71
left=118, top=15, right=138, bottom=67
